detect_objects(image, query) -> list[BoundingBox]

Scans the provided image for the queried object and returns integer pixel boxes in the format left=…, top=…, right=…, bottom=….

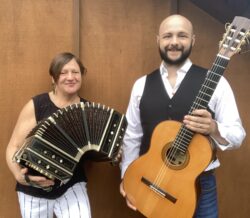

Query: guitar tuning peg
left=237, top=48, right=242, bottom=54
left=225, top=22, right=230, bottom=31
left=241, top=40, right=246, bottom=46
left=219, top=41, right=223, bottom=48
left=246, top=34, right=250, bottom=43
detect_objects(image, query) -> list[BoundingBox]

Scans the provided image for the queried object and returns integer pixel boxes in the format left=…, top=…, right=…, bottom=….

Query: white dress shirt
left=120, top=59, right=246, bottom=178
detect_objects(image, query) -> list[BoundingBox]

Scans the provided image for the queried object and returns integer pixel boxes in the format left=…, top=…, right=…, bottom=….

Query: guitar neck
left=173, top=15, right=250, bottom=153
left=174, top=55, right=230, bottom=152
left=189, top=54, right=230, bottom=113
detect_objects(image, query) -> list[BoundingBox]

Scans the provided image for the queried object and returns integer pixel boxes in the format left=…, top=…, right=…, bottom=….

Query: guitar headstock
left=219, top=16, right=250, bottom=58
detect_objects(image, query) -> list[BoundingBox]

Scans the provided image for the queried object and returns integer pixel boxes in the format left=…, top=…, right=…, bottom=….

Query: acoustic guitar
left=123, top=16, right=250, bottom=218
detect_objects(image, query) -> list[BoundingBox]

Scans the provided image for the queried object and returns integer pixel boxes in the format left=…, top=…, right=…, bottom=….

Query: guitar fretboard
left=173, top=55, right=230, bottom=153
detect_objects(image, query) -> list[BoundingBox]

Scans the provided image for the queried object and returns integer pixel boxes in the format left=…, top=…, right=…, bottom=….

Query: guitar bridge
left=141, top=177, right=177, bottom=204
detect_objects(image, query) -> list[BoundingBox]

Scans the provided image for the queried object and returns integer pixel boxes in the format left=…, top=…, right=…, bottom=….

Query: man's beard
left=159, top=44, right=192, bottom=66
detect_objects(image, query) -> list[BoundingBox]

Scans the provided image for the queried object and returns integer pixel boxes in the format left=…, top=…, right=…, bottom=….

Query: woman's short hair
left=49, top=52, right=87, bottom=83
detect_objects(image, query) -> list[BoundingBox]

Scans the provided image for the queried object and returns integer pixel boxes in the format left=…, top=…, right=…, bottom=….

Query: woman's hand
left=16, top=167, right=55, bottom=188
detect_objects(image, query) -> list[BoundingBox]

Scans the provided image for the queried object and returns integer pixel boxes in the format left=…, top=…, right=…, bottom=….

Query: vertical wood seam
left=73, top=0, right=80, bottom=57
left=170, top=0, right=179, bottom=14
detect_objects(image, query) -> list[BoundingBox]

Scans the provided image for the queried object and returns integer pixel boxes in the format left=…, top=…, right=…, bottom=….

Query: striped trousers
left=17, top=182, right=91, bottom=218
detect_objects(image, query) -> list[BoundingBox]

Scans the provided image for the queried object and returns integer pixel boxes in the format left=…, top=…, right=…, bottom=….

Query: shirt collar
left=160, top=59, right=193, bottom=76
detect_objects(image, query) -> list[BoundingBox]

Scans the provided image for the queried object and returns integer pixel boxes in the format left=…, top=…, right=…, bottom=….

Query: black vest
left=139, top=65, right=213, bottom=155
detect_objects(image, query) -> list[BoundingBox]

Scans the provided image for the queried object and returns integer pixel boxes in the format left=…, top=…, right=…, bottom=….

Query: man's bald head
left=159, top=14, right=194, bottom=37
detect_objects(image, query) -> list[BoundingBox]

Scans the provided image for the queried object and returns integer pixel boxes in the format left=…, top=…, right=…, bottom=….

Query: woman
left=6, top=52, right=91, bottom=218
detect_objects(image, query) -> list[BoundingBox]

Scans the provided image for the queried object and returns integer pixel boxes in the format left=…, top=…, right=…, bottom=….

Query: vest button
left=168, top=104, right=172, bottom=108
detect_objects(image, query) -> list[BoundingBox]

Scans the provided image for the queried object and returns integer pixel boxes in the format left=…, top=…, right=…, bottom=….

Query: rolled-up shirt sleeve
left=209, top=77, right=246, bottom=151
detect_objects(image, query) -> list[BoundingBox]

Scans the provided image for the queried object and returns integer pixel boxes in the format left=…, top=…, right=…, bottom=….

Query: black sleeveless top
left=16, top=93, right=88, bottom=199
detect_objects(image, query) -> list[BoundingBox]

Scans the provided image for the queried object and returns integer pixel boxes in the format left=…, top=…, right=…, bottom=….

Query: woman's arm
left=6, top=100, right=54, bottom=187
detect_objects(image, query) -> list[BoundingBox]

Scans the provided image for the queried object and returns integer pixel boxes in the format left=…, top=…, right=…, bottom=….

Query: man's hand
left=183, top=109, right=216, bottom=135
left=120, top=181, right=137, bottom=211
left=183, top=109, right=228, bottom=145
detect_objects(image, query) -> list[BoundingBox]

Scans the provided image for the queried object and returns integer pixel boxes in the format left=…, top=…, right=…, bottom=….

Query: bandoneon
left=13, top=102, right=127, bottom=184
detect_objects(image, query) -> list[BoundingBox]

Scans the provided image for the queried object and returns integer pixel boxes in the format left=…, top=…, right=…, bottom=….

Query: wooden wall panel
left=79, top=0, right=172, bottom=112
left=1, top=0, right=249, bottom=218
left=179, top=1, right=250, bottom=218
left=79, top=0, right=172, bottom=217
left=0, top=0, right=75, bottom=217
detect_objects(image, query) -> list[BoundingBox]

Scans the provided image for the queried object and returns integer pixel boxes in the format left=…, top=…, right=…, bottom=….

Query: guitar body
left=123, top=120, right=213, bottom=218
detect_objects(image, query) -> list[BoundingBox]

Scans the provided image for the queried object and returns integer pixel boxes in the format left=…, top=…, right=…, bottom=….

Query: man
left=120, top=14, right=246, bottom=217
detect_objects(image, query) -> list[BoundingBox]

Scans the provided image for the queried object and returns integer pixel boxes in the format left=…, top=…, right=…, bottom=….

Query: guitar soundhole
left=162, top=144, right=189, bottom=169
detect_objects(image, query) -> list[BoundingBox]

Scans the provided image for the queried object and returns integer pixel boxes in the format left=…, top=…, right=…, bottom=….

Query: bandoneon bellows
left=13, top=102, right=127, bottom=184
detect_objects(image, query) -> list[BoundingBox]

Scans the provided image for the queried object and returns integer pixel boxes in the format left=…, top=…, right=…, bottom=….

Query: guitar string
left=152, top=55, right=223, bottom=188
left=159, top=27, right=246, bottom=183
left=166, top=26, right=239, bottom=168
left=152, top=55, right=227, bottom=189
left=156, top=55, right=227, bottom=187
